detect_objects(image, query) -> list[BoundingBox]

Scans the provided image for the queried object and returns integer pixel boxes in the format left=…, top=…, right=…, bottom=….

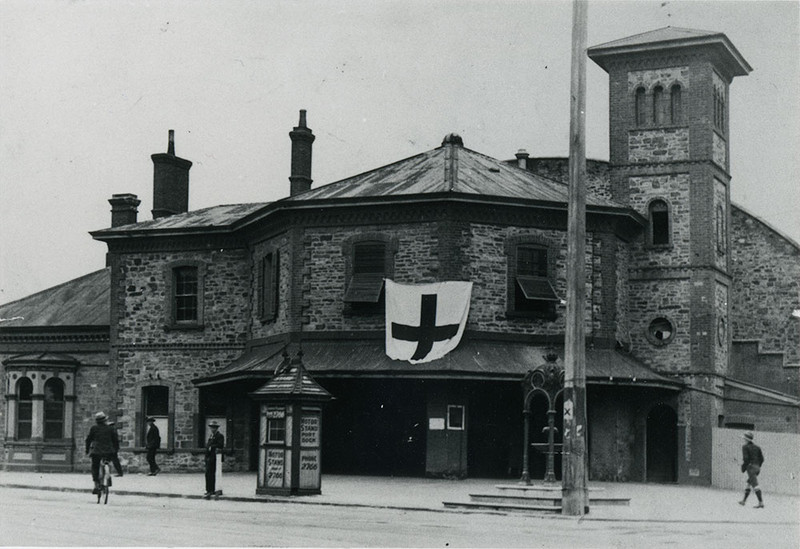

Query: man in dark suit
left=203, top=420, right=225, bottom=498
left=145, top=417, right=161, bottom=476
left=739, top=431, right=765, bottom=508
left=85, top=411, right=119, bottom=494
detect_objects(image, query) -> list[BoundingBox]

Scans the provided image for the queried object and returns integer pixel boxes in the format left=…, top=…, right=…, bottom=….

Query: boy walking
left=738, top=431, right=765, bottom=508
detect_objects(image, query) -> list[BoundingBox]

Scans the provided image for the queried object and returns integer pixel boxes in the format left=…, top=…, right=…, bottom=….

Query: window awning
left=343, top=275, right=384, bottom=303
left=516, top=276, right=559, bottom=301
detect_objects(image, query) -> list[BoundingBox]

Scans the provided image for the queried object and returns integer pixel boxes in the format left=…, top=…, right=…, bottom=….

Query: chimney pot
left=515, top=149, right=530, bottom=169
left=167, top=129, right=175, bottom=155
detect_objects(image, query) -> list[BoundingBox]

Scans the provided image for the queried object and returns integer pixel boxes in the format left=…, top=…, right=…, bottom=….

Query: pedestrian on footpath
left=85, top=411, right=119, bottom=494
left=108, top=421, right=124, bottom=477
left=145, top=416, right=161, bottom=476
left=739, top=431, right=765, bottom=508
left=203, top=420, right=225, bottom=499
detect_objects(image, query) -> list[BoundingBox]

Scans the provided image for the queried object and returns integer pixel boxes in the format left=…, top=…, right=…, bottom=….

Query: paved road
left=1, top=487, right=797, bottom=548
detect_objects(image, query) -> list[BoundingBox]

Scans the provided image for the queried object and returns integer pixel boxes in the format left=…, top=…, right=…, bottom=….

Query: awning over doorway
left=194, top=338, right=682, bottom=390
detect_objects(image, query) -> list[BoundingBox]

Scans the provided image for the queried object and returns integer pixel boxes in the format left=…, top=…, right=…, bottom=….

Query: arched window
left=716, top=204, right=727, bottom=254
left=44, top=378, right=65, bottom=440
left=649, top=200, right=671, bottom=246
left=670, top=84, right=682, bottom=124
left=635, top=87, right=647, bottom=126
left=653, top=85, right=665, bottom=125
left=16, top=377, right=33, bottom=440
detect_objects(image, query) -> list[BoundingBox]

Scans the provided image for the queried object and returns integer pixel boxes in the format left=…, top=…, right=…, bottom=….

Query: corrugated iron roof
left=0, top=268, right=110, bottom=327
left=286, top=144, right=625, bottom=209
left=92, top=203, right=267, bottom=235
left=195, top=339, right=681, bottom=389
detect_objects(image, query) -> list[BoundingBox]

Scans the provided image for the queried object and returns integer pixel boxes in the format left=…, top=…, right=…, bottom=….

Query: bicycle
left=96, top=457, right=112, bottom=504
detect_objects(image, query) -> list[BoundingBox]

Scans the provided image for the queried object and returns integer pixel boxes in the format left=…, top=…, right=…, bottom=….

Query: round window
left=647, top=317, right=675, bottom=346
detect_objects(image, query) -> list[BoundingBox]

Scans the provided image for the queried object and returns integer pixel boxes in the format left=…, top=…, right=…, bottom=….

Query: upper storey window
left=670, top=85, right=682, bottom=124
left=653, top=85, right=666, bottom=125
left=635, top=87, right=647, bottom=126
left=509, top=243, right=558, bottom=318
left=166, top=261, right=205, bottom=329
left=258, top=250, right=280, bottom=322
left=345, top=240, right=387, bottom=313
left=713, top=87, right=726, bottom=131
left=648, top=200, right=671, bottom=247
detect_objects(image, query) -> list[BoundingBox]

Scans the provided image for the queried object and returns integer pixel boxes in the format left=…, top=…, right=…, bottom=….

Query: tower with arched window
left=589, top=27, right=752, bottom=484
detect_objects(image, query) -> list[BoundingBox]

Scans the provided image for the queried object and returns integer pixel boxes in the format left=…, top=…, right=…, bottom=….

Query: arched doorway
left=646, top=404, right=677, bottom=483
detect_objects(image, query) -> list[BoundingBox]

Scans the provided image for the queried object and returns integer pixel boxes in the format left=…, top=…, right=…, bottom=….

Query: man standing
left=739, top=431, right=765, bottom=508
left=203, top=420, right=225, bottom=499
left=85, top=411, right=119, bottom=494
left=145, top=417, right=161, bottom=476
left=108, top=421, right=123, bottom=477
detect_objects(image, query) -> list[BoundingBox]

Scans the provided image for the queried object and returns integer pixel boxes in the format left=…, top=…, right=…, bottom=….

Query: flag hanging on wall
left=385, top=279, right=473, bottom=364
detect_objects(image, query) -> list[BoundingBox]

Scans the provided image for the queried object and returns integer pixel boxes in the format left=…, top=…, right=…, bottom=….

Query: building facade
left=2, top=28, right=798, bottom=484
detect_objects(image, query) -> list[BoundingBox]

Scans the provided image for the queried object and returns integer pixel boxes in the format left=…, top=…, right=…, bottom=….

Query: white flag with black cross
left=385, top=279, right=473, bottom=364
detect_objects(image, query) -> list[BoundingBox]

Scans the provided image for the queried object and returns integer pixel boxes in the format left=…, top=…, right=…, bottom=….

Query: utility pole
left=562, top=0, right=589, bottom=516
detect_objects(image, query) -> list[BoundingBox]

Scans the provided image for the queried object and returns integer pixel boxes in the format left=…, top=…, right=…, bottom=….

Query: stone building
left=1, top=27, right=798, bottom=484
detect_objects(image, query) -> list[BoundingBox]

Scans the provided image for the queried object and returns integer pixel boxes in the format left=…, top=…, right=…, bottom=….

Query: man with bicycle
left=85, top=411, right=119, bottom=495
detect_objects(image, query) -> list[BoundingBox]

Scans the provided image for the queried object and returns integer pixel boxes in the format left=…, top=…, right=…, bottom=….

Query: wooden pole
left=562, top=0, right=589, bottom=516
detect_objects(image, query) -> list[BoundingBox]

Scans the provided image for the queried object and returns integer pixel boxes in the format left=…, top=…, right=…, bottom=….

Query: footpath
left=1, top=471, right=798, bottom=524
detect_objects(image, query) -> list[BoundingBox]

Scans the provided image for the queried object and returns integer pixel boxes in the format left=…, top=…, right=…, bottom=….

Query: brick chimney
left=289, top=110, right=315, bottom=196
left=151, top=130, right=192, bottom=219
left=108, top=193, right=141, bottom=227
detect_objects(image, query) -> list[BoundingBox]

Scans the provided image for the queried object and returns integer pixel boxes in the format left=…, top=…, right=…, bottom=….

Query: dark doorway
left=646, top=404, right=678, bottom=483
left=320, top=378, right=427, bottom=476
left=466, top=381, right=523, bottom=478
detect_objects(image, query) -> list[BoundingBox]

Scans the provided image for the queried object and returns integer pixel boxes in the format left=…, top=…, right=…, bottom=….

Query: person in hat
left=85, top=412, right=119, bottom=494
left=203, top=420, right=225, bottom=498
left=107, top=421, right=123, bottom=477
left=145, top=417, right=161, bottom=476
left=739, top=431, right=765, bottom=508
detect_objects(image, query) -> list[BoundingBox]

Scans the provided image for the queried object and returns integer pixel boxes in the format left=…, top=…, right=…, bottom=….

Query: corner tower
left=589, top=27, right=751, bottom=485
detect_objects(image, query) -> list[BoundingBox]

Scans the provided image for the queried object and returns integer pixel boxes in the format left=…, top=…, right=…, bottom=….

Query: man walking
left=203, top=420, right=225, bottom=499
left=739, top=431, right=765, bottom=508
left=85, top=411, right=119, bottom=494
left=145, top=416, right=161, bottom=476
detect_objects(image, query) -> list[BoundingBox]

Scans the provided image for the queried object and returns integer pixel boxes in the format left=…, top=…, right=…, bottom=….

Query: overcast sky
left=1, top=0, right=798, bottom=305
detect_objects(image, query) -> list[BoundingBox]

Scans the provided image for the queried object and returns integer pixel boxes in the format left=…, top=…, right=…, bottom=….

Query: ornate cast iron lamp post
left=520, top=351, right=565, bottom=484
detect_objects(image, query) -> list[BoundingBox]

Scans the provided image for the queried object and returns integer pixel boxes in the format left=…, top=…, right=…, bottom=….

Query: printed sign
left=300, top=415, right=320, bottom=447
left=299, top=450, right=320, bottom=488
left=266, top=448, right=285, bottom=488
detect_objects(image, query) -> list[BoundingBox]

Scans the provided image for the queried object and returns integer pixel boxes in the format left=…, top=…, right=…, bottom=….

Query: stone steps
left=442, top=483, right=630, bottom=514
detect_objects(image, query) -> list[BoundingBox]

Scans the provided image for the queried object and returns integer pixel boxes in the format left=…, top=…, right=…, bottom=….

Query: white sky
left=1, top=0, right=798, bottom=305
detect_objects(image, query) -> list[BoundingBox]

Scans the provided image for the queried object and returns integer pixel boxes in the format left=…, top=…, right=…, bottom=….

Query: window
left=713, top=87, right=726, bottom=131
left=16, top=377, right=33, bottom=440
left=670, top=85, right=682, bottom=124
left=635, top=87, right=647, bottom=126
left=649, top=200, right=671, bottom=247
left=174, top=266, right=198, bottom=322
left=447, top=405, right=465, bottom=430
left=166, top=261, right=204, bottom=329
left=716, top=204, right=726, bottom=254
left=512, top=244, right=558, bottom=317
left=344, top=241, right=387, bottom=312
left=44, top=378, right=65, bottom=440
left=259, top=251, right=280, bottom=321
left=267, top=407, right=286, bottom=443
left=647, top=317, right=675, bottom=346
left=652, top=85, right=665, bottom=125
left=142, top=385, right=170, bottom=447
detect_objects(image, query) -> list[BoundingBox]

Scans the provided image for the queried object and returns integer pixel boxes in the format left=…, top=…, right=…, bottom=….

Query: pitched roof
left=92, top=139, right=635, bottom=241
left=588, top=26, right=751, bottom=76
left=285, top=139, right=625, bottom=209
left=0, top=268, right=110, bottom=327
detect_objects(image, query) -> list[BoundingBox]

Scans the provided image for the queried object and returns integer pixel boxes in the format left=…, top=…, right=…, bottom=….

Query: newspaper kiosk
left=251, top=349, right=332, bottom=496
